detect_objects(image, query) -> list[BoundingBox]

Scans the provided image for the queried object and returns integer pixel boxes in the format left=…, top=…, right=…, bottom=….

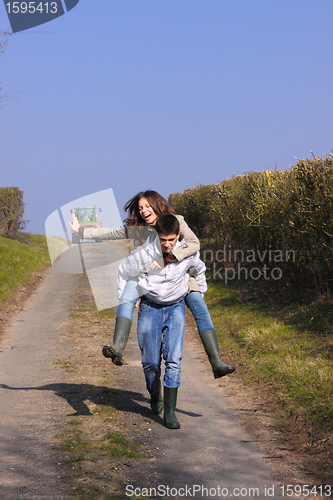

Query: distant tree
left=0, top=30, right=13, bottom=107
left=0, top=187, right=29, bottom=237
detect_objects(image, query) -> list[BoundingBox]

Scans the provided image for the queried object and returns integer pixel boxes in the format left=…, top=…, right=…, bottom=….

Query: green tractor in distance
left=70, top=204, right=102, bottom=243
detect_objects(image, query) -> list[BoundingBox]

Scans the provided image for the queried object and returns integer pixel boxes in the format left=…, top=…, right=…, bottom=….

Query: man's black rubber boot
left=164, top=387, right=180, bottom=429
left=150, top=380, right=163, bottom=414
left=102, top=316, right=132, bottom=366
left=200, top=329, right=235, bottom=379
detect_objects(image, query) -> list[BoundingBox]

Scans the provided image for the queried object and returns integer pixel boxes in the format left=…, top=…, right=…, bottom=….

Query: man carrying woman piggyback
left=69, top=190, right=235, bottom=382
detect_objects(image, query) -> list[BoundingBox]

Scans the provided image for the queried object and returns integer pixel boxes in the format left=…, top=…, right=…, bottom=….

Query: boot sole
left=102, top=345, right=124, bottom=366
left=164, top=420, right=180, bottom=429
left=213, top=365, right=235, bottom=379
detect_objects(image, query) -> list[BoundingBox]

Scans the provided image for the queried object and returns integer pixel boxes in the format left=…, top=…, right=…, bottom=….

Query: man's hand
left=68, top=214, right=80, bottom=233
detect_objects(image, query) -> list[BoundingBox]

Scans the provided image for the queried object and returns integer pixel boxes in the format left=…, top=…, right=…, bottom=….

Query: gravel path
left=0, top=267, right=312, bottom=500
left=0, top=269, right=75, bottom=500
left=113, top=317, right=285, bottom=500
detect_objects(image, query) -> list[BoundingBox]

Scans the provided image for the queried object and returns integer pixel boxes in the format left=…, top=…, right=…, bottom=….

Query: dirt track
left=0, top=268, right=322, bottom=500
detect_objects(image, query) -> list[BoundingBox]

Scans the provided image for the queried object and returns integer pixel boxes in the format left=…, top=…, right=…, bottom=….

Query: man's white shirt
left=117, top=235, right=207, bottom=305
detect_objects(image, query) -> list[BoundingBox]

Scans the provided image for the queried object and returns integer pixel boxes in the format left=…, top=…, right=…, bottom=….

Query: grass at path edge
left=205, top=279, right=333, bottom=479
left=0, top=233, right=51, bottom=303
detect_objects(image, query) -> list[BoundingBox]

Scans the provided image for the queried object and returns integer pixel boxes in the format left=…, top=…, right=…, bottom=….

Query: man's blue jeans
left=137, top=298, right=186, bottom=393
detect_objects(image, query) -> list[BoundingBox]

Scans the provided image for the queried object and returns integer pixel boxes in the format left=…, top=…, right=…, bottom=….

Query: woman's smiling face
left=138, top=197, right=158, bottom=225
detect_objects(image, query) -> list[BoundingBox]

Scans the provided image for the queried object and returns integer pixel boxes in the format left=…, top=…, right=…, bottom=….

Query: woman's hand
left=150, top=258, right=163, bottom=270
left=68, top=214, right=80, bottom=233
left=134, top=298, right=140, bottom=308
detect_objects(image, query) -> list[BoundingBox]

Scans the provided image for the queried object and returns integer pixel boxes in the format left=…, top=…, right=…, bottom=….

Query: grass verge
left=0, top=233, right=50, bottom=303
left=205, top=279, right=333, bottom=481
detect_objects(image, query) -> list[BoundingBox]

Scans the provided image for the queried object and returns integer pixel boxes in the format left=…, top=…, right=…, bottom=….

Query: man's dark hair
left=155, top=214, right=180, bottom=236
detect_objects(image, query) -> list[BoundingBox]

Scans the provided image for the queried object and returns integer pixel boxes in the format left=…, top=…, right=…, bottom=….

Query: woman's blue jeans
left=118, top=281, right=214, bottom=335
left=137, top=298, right=186, bottom=391
left=184, top=291, right=214, bottom=334
left=117, top=280, right=141, bottom=320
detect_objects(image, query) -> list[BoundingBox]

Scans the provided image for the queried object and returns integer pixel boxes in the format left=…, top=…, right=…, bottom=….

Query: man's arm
left=117, top=236, right=159, bottom=298
left=117, top=248, right=143, bottom=298
left=187, top=253, right=207, bottom=294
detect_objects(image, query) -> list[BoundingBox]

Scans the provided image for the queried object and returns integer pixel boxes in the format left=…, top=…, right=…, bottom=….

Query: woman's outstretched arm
left=68, top=213, right=126, bottom=240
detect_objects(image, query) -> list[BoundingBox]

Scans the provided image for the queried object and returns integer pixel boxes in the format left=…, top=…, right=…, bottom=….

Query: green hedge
left=0, top=187, right=28, bottom=237
left=169, top=154, right=333, bottom=291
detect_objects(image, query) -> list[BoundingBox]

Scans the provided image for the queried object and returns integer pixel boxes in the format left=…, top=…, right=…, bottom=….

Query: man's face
left=158, top=232, right=180, bottom=254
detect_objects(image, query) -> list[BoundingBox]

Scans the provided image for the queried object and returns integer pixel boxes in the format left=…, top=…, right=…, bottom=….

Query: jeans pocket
left=139, top=301, right=150, bottom=313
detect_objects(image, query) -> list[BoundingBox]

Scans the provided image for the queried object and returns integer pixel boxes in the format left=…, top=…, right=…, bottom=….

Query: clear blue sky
left=1, top=0, right=332, bottom=234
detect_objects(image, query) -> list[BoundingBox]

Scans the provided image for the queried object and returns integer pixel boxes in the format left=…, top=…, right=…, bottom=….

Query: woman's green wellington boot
left=150, top=380, right=163, bottom=414
left=102, top=316, right=132, bottom=365
left=200, top=329, right=235, bottom=379
left=164, top=387, right=180, bottom=429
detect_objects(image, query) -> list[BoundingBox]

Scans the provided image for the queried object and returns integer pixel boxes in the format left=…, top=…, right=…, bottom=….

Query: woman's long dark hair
left=123, top=190, right=174, bottom=226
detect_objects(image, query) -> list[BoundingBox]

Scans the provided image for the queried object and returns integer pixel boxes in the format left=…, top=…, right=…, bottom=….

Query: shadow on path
left=0, top=383, right=202, bottom=422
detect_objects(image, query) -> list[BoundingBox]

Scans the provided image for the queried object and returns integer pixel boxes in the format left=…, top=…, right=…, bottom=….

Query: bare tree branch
left=0, top=30, right=14, bottom=108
